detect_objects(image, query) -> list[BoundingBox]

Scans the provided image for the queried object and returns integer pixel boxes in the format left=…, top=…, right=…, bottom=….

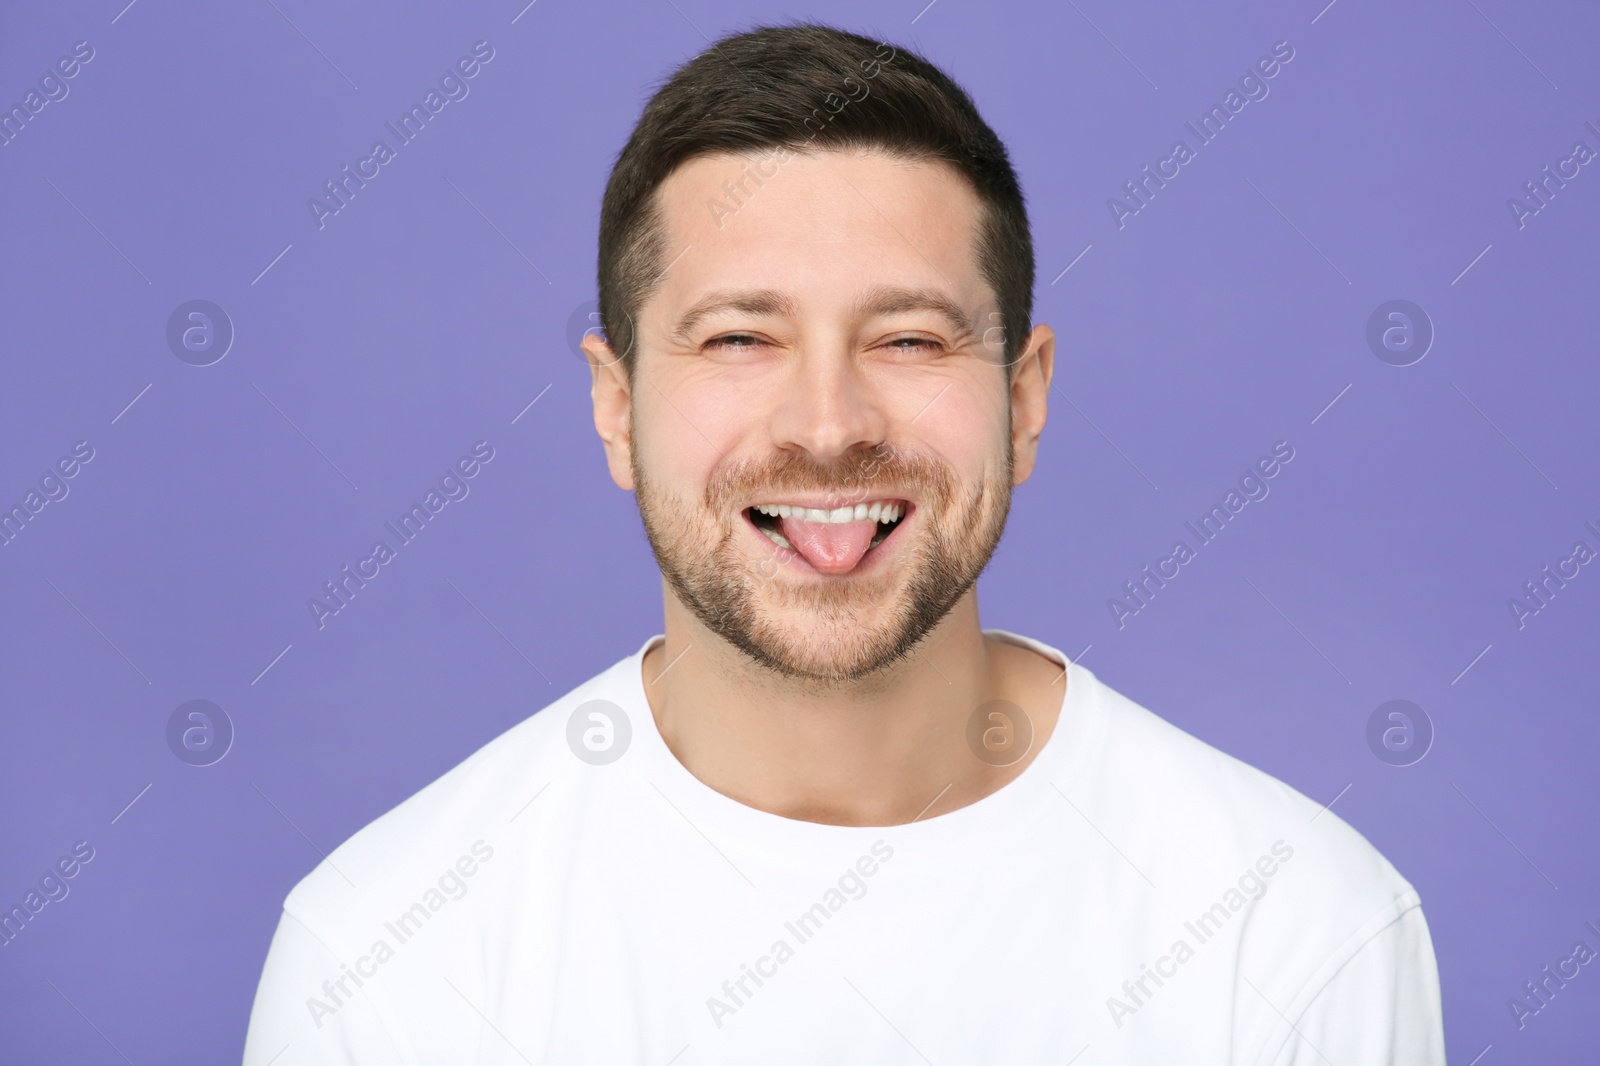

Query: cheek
left=634, top=376, right=746, bottom=488
left=898, top=383, right=1009, bottom=475
left=661, top=354, right=792, bottom=441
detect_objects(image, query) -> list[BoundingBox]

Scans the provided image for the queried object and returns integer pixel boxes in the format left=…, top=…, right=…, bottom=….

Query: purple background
left=2, top=0, right=1597, bottom=1061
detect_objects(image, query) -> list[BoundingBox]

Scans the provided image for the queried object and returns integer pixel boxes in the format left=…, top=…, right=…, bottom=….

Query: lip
left=740, top=501, right=915, bottom=577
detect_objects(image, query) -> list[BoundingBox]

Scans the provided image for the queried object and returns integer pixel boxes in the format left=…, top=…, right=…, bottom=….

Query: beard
left=632, top=435, right=1013, bottom=686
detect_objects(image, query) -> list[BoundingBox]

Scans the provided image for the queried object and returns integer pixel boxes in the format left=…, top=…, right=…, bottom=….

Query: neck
left=640, top=586, right=1066, bottom=826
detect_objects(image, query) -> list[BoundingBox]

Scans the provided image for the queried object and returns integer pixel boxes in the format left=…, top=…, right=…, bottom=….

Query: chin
left=724, top=588, right=927, bottom=683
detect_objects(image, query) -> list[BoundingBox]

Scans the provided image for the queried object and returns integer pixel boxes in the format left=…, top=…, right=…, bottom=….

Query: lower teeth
left=759, top=525, right=794, bottom=550
left=754, top=519, right=898, bottom=553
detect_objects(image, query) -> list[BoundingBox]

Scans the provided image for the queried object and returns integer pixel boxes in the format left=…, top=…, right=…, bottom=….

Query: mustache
left=705, top=445, right=954, bottom=513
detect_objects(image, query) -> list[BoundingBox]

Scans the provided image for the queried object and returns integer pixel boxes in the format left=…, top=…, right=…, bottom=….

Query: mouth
left=743, top=498, right=909, bottom=575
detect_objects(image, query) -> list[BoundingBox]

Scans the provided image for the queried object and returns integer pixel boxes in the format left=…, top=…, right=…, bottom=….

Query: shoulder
left=1065, top=665, right=1437, bottom=1045
left=275, top=647, right=643, bottom=936
left=1069, top=663, right=1421, bottom=935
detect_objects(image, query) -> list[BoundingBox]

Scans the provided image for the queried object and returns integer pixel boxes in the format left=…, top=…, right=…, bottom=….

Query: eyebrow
left=670, top=285, right=975, bottom=345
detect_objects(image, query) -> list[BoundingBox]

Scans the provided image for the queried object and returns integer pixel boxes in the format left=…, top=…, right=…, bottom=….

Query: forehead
left=647, top=147, right=991, bottom=320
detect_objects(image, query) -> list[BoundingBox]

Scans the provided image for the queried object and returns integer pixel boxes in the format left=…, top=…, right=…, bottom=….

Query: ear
left=1008, top=323, right=1055, bottom=486
left=582, top=331, right=636, bottom=491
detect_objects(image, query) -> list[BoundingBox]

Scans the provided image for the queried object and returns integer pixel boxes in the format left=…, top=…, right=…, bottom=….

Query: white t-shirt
left=243, top=630, right=1446, bottom=1065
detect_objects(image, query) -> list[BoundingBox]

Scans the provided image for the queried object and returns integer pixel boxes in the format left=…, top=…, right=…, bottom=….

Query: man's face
left=586, top=146, right=1050, bottom=684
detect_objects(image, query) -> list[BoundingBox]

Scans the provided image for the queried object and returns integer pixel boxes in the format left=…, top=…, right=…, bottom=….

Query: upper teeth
left=753, top=502, right=904, bottom=523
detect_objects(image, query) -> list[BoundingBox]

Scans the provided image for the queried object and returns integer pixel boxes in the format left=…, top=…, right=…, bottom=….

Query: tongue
left=778, top=516, right=880, bottom=574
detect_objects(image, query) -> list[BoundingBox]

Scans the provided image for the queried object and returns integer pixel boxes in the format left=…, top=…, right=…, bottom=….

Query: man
left=244, top=22, right=1446, bottom=1064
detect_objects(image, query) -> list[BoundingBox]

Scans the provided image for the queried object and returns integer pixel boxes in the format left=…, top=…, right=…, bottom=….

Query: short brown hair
left=595, top=21, right=1035, bottom=375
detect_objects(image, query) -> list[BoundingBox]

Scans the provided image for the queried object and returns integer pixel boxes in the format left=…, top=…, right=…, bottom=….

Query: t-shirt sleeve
left=242, top=908, right=408, bottom=1065
left=1266, top=904, right=1447, bottom=1066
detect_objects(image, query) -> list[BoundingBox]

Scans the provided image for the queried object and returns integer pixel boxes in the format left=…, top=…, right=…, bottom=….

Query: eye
left=882, top=335, right=946, bottom=352
left=704, top=333, right=946, bottom=353
left=705, top=333, right=765, bottom=351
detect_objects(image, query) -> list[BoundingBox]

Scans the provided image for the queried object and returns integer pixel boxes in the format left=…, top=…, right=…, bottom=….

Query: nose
left=766, top=344, right=891, bottom=463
